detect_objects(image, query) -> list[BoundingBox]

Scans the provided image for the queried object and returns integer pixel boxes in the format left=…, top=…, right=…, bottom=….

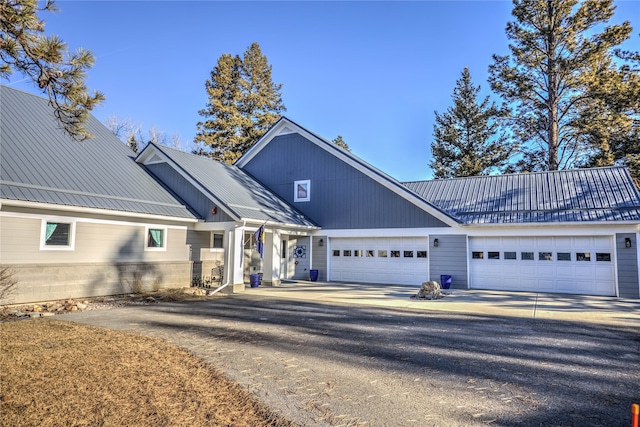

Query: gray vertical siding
left=146, top=163, right=234, bottom=222
left=243, top=134, right=449, bottom=229
left=616, top=233, right=639, bottom=298
left=429, top=235, right=468, bottom=289
left=312, top=235, right=328, bottom=281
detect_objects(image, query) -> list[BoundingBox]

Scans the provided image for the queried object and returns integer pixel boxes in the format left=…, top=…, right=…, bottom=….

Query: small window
left=44, top=222, right=71, bottom=246
left=378, top=250, right=388, bottom=258
left=417, top=251, right=428, bottom=258
left=343, top=250, right=351, bottom=257
left=404, top=251, right=414, bottom=258
left=332, top=250, right=340, bottom=257
left=596, top=253, right=611, bottom=262
left=472, top=251, right=484, bottom=259
left=294, top=179, right=310, bottom=202
left=366, top=250, right=375, bottom=257
left=557, top=252, right=571, bottom=261
left=212, top=233, right=224, bottom=249
left=146, top=227, right=166, bottom=250
left=504, top=251, right=517, bottom=260
left=354, top=250, right=363, bottom=257
left=521, top=252, right=534, bottom=260
left=576, top=252, right=591, bottom=261
left=390, top=250, right=400, bottom=258
left=539, top=252, right=552, bottom=261
left=488, top=251, right=500, bottom=260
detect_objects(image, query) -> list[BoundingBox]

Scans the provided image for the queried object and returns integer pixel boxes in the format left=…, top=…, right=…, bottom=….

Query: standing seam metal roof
left=0, top=85, right=197, bottom=219
left=403, top=167, right=640, bottom=224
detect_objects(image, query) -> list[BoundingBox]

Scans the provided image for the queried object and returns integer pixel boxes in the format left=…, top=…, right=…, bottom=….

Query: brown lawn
left=0, top=318, right=296, bottom=427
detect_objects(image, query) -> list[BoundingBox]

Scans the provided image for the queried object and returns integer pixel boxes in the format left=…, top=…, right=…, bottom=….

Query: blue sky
left=7, top=0, right=640, bottom=181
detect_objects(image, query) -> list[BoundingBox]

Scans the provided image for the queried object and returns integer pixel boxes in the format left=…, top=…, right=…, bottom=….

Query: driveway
left=65, top=283, right=640, bottom=427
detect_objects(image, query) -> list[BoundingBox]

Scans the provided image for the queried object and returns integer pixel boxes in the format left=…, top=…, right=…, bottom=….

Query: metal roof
left=144, top=143, right=317, bottom=227
left=0, top=85, right=197, bottom=219
left=403, top=167, right=640, bottom=224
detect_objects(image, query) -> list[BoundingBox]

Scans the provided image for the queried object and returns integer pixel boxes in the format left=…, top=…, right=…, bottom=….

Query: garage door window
left=596, top=253, right=611, bottom=261
left=539, top=252, right=552, bottom=261
left=504, top=251, right=517, bottom=260
left=354, top=250, right=363, bottom=257
left=472, top=251, right=484, bottom=259
left=488, top=251, right=500, bottom=260
left=343, top=250, right=351, bottom=256
left=333, top=250, right=340, bottom=256
left=366, top=250, right=375, bottom=257
left=557, top=252, right=571, bottom=261
left=417, top=251, right=427, bottom=258
left=391, top=251, right=400, bottom=258
left=521, top=252, right=534, bottom=260
left=378, top=250, right=388, bottom=257
left=577, top=252, right=591, bottom=261
left=404, top=251, right=414, bottom=258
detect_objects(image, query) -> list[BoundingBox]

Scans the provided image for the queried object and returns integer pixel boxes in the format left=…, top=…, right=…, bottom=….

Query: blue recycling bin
left=310, top=269, right=319, bottom=282
left=440, top=275, right=452, bottom=289
left=250, top=274, right=261, bottom=288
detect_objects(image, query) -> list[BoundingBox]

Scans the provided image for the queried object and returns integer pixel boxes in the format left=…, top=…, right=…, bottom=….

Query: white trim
left=145, top=226, right=168, bottom=251
left=1, top=210, right=188, bottom=230
left=294, top=179, right=311, bottom=202
left=40, top=217, right=76, bottom=251
left=210, top=231, right=225, bottom=252
left=1, top=199, right=197, bottom=223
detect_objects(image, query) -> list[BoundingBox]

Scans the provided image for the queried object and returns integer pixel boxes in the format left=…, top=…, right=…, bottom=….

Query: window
left=557, top=252, right=571, bottom=261
left=333, top=250, right=340, bottom=257
left=488, top=251, right=500, bottom=260
left=391, top=250, right=400, bottom=258
left=343, top=250, right=351, bottom=257
left=378, top=250, right=388, bottom=258
left=521, top=252, right=534, bottom=260
left=212, top=233, right=224, bottom=249
left=294, top=179, right=310, bottom=202
left=504, top=251, right=517, bottom=260
left=354, top=250, right=363, bottom=257
left=472, top=251, right=484, bottom=259
left=146, top=227, right=166, bottom=251
left=417, top=251, right=428, bottom=258
left=366, top=250, right=375, bottom=257
left=596, top=253, right=611, bottom=262
left=41, top=220, right=75, bottom=250
left=538, top=252, right=552, bottom=261
left=404, top=251, right=414, bottom=258
left=576, top=252, right=591, bottom=261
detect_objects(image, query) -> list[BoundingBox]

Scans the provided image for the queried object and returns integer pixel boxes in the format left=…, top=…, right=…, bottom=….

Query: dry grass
left=0, top=318, right=296, bottom=427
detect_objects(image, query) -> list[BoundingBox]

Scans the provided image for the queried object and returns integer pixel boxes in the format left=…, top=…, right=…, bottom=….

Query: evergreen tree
left=489, top=0, right=633, bottom=171
left=1, top=0, right=104, bottom=141
left=195, top=42, right=285, bottom=164
left=332, top=135, right=351, bottom=151
left=429, top=68, right=511, bottom=179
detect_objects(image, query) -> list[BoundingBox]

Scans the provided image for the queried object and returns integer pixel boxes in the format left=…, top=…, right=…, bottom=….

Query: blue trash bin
left=310, top=269, right=319, bottom=282
left=250, top=274, right=261, bottom=288
left=440, top=275, right=452, bottom=289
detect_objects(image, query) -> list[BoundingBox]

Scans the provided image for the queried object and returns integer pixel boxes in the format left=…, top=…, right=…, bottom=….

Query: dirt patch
left=0, top=317, right=296, bottom=427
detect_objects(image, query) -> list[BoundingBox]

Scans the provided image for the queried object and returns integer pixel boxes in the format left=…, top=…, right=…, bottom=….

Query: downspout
left=210, top=220, right=245, bottom=295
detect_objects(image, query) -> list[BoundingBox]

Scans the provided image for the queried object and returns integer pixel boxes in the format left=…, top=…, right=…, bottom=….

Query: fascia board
left=138, top=143, right=241, bottom=221
left=1, top=199, right=199, bottom=223
left=236, top=118, right=461, bottom=228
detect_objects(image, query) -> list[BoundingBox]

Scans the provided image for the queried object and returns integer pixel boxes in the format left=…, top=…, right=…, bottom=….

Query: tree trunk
left=546, top=0, right=559, bottom=171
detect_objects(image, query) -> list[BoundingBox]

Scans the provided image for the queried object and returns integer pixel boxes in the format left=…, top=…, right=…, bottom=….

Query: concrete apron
left=244, top=281, right=640, bottom=327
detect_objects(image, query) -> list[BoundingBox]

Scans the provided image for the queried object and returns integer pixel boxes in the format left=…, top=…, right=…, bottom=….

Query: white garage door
left=330, top=237, right=429, bottom=286
left=469, top=236, right=616, bottom=296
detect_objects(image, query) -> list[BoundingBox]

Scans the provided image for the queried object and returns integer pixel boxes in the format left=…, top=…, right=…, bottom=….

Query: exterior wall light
left=319, top=238, right=324, bottom=247
left=433, top=238, right=439, bottom=247
left=625, top=237, right=632, bottom=248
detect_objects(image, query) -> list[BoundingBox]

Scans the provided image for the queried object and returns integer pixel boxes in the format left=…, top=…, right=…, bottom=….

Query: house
left=1, top=85, right=639, bottom=304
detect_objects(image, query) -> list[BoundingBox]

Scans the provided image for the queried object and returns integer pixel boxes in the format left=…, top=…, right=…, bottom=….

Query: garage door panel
left=330, top=237, right=428, bottom=286
left=469, top=236, right=615, bottom=296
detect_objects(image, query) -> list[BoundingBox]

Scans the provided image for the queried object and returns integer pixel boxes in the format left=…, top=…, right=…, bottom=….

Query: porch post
left=263, top=229, right=281, bottom=286
left=226, top=227, right=245, bottom=293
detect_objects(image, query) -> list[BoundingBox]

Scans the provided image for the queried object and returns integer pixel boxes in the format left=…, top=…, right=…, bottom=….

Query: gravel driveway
left=64, top=292, right=639, bottom=427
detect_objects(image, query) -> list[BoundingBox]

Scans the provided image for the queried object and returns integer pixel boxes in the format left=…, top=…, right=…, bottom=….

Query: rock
left=69, top=306, right=78, bottom=311
left=41, top=312, right=55, bottom=317
left=76, top=302, right=88, bottom=311
left=145, top=296, right=156, bottom=303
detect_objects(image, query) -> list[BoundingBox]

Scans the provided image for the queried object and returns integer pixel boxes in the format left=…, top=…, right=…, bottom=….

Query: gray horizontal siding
left=616, top=233, right=639, bottom=298
left=429, top=235, right=468, bottom=289
left=312, top=236, right=328, bottom=281
left=243, top=133, right=449, bottom=229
